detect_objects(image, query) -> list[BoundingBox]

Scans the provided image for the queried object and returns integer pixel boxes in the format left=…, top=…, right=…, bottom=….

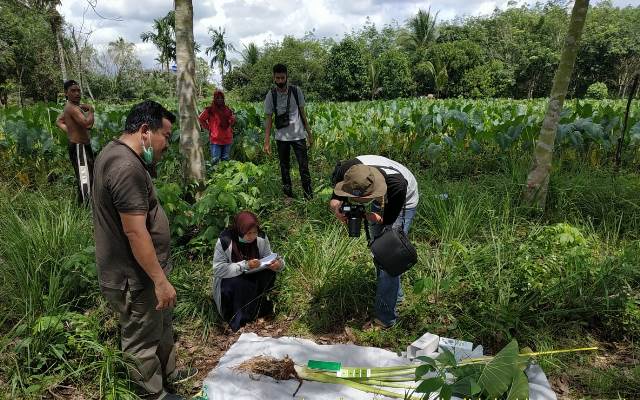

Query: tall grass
left=0, top=191, right=96, bottom=322
left=171, top=252, right=219, bottom=338
left=0, top=187, right=137, bottom=398
left=276, top=224, right=376, bottom=332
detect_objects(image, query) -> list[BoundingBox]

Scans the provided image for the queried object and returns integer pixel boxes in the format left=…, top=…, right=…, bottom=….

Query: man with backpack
left=263, top=63, right=313, bottom=201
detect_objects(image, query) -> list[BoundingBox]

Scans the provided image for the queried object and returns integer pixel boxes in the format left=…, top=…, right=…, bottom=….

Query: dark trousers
left=220, top=269, right=276, bottom=331
left=276, top=139, right=313, bottom=199
left=67, top=143, right=94, bottom=205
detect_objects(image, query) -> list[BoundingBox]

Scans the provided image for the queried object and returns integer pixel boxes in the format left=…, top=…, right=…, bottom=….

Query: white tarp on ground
left=202, top=333, right=557, bottom=400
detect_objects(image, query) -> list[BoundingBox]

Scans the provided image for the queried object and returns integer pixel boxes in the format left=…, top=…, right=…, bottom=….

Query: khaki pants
left=102, top=284, right=176, bottom=398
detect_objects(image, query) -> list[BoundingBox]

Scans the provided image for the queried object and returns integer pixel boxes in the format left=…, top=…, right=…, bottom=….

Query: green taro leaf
left=477, top=339, right=520, bottom=398
left=426, top=143, right=443, bottom=161
left=506, top=370, right=530, bottom=400
left=629, top=121, right=640, bottom=146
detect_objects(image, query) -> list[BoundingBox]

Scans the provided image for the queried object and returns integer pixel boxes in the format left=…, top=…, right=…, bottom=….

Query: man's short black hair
left=273, top=63, right=287, bottom=75
left=124, top=100, right=176, bottom=134
left=63, top=80, right=79, bottom=91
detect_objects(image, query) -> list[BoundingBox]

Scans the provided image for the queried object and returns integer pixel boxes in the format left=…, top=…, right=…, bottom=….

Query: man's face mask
left=141, top=134, right=153, bottom=165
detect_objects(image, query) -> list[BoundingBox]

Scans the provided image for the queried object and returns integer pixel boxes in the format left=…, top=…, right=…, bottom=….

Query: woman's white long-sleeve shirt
left=212, top=233, right=285, bottom=315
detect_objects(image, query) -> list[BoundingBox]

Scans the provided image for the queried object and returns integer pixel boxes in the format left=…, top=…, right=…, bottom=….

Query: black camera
left=340, top=202, right=367, bottom=237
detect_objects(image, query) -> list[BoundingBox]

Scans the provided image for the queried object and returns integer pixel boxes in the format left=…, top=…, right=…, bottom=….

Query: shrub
left=586, top=82, right=608, bottom=99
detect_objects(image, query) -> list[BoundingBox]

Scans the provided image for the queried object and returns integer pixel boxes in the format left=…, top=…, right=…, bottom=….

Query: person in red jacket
left=198, top=90, right=236, bottom=164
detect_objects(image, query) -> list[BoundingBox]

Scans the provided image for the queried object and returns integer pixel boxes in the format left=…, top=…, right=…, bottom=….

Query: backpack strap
left=271, top=88, right=278, bottom=115
left=368, top=164, right=408, bottom=230
left=285, top=85, right=292, bottom=114
left=290, top=85, right=300, bottom=108
left=219, top=228, right=233, bottom=252
left=272, top=86, right=294, bottom=116
left=290, top=85, right=304, bottom=125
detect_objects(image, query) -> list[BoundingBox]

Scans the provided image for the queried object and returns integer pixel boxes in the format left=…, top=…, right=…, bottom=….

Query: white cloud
left=58, top=0, right=640, bottom=82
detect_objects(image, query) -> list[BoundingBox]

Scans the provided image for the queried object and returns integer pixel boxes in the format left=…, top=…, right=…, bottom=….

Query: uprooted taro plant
left=234, top=340, right=598, bottom=400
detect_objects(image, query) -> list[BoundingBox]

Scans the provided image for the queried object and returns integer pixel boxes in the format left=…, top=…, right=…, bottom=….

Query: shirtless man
left=56, top=80, right=95, bottom=205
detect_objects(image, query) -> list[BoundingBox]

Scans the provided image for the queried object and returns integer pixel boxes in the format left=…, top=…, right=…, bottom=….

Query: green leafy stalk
left=294, top=366, right=421, bottom=400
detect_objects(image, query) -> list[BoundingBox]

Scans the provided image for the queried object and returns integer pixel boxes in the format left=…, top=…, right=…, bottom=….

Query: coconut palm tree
left=175, top=0, right=204, bottom=181
left=398, top=8, right=438, bottom=60
left=399, top=8, right=440, bottom=95
left=141, top=11, right=176, bottom=72
left=240, top=42, right=260, bottom=66
left=205, top=26, right=235, bottom=84
left=523, top=0, right=590, bottom=208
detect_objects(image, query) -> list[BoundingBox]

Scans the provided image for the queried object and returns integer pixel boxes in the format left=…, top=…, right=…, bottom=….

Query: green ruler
left=307, top=360, right=342, bottom=372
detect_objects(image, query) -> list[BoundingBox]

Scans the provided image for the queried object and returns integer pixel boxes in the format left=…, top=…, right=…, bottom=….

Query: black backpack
left=271, top=85, right=300, bottom=129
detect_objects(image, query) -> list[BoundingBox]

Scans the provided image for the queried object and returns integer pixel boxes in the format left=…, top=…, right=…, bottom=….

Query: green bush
left=156, top=161, right=268, bottom=254
left=586, top=82, right=608, bottom=99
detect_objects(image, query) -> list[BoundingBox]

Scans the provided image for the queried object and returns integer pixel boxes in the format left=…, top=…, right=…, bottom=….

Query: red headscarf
left=232, top=211, right=259, bottom=236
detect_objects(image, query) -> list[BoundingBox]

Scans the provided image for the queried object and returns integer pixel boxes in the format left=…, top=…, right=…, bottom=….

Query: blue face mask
left=238, top=236, right=250, bottom=244
left=141, top=136, right=153, bottom=165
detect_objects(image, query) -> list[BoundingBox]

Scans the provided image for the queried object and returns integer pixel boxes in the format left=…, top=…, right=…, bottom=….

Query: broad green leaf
left=506, top=370, right=529, bottom=400
left=415, top=363, right=435, bottom=379
left=439, top=383, right=453, bottom=400
left=436, top=348, right=457, bottom=367
left=416, top=356, right=438, bottom=369
left=477, top=339, right=520, bottom=398
left=451, top=376, right=482, bottom=397
left=415, top=377, right=443, bottom=394
left=630, top=121, right=640, bottom=146
left=426, top=143, right=443, bottom=161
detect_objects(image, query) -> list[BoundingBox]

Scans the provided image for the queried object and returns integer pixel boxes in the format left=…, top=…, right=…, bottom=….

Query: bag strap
left=367, top=163, right=407, bottom=231
left=290, top=85, right=300, bottom=107
left=290, top=85, right=304, bottom=124
left=285, top=85, right=292, bottom=114
left=363, top=215, right=372, bottom=245
left=271, top=88, right=278, bottom=114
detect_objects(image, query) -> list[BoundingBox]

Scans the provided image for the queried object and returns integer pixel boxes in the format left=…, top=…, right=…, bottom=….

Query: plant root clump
left=234, top=355, right=300, bottom=381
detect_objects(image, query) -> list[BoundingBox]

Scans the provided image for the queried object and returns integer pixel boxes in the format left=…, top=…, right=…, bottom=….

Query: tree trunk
left=523, top=0, right=590, bottom=209
left=70, top=28, right=95, bottom=101
left=56, top=31, right=67, bottom=82
left=175, top=0, right=204, bottom=182
left=48, top=6, right=67, bottom=83
left=17, top=67, right=24, bottom=107
left=220, top=61, right=225, bottom=88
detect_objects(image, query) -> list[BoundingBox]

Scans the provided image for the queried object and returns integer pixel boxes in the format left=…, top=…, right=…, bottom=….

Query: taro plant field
left=1, top=98, right=639, bottom=399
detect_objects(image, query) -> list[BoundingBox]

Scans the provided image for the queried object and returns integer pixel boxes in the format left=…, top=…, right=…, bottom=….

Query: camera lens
left=347, top=216, right=361, bottom=237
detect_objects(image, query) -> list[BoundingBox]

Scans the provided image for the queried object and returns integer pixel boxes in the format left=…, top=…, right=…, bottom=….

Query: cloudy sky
left=60, top=0, right=639, bottom=82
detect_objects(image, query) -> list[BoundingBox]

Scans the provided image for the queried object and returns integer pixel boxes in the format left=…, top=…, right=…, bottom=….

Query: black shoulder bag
left=272, top=86, right=300, bottom=129
left=364, top=165, right=418, bottom=277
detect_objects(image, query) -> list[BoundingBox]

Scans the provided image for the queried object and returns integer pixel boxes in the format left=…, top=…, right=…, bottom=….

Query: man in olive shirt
left=56, top=79, right=95, bottom=205
left=92, top=100, right=194, bottom=400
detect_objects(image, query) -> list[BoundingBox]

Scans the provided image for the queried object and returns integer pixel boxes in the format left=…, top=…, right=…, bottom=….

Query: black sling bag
left=364, top=165, right=418, bottom=277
